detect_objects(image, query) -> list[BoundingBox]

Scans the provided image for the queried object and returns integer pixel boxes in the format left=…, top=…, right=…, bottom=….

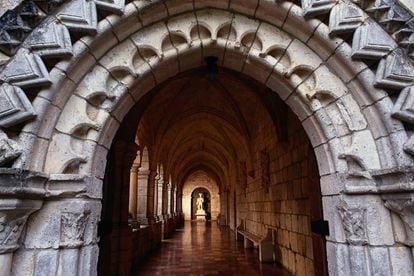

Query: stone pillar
left=128, top=163, right=139, bottom=223
left=220, top=189, right=229, bottom=226
left=162, top=181, right=169, bottom=218
left=167, top=183, right=172, bottom=217
left=176, top=192, right=183, bottom=213
left=137, top=167, right=150, bottom=225
left=172, top=186, right=176, bottom=215
left=123, top=144, right=139, bottom=224
left=157, top=173, right=163, bottom=221
left=146, top=171, right=158, bottom=224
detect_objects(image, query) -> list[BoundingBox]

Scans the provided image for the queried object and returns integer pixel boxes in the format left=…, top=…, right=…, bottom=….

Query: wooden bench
left=236, top=220, right=274, bottom=263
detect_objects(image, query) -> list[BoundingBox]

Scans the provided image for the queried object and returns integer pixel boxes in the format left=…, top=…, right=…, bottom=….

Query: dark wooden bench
left=236, top=219, right=274, bottom=263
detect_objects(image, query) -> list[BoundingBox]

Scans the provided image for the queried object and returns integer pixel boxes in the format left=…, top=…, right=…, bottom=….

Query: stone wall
left=235, top=108, right=321, bottom=275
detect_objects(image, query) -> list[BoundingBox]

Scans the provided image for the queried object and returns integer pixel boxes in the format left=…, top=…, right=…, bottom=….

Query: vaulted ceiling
left=135, top=68, right=289, bottom=191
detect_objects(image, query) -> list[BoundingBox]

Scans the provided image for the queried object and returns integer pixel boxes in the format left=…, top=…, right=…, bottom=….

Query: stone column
left=146, top=171, right=158, bottom=224
left=123, top=144, right=139, bottom=227
left=137, top=167, right=150, bottom=225
left=220, top=189, right=229, bottom=226
left=157, top=174, right=164, bottom=221
left=128, top=163, right=139, bottom=223
left=176, top=192, right=183, bottom=213
left=173, top=186, right=177, bottom=215
left=162, top=181, right=168, bottom=219
left=167, top=183, right=172, bottom=217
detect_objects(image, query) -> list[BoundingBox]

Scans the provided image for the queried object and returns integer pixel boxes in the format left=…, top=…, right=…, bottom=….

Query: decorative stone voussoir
left=94, top=0, right=125, bottom=14
left=56, top=0, right=97, bottom=34
left=0, top=83, right=36, bottom=128
left=0, top=131, right=22, bottom=166
left=383, top=193, right=414, bottom=246
left=0, top=48, right=50, bottom=88
left=329, top=2, right=365, bottom=35
left=302, top=0, right=337, bottom=17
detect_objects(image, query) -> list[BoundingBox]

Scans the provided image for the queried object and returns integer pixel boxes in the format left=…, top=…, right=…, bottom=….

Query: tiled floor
left=135, top=221, right=291, bottom=275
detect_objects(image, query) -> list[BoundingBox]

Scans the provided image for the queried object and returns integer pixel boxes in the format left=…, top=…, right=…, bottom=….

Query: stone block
left=326, top=42, right=368, bottom=83
left=34, top=249, right=59, bottom=276
left=326, top=242, right=352, bottom=276
left=389, top=246, right=414, bottom=275
left=256, top=1, right=291, bottom=28
left=369, top=246, right=392, bottom=275
left=282, top=5, right=320, bottom=43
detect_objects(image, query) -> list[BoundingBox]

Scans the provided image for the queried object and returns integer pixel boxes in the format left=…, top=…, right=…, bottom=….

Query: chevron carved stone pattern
left=0, top=83, right=36, bottom=127
left=392, top=86, right=414, bottom=124
left=56, top=0, right=97, bottom=34
left=329, top=2, right=365, bottom=35
left=396, top=18, right=414, bottom=59
left=364, top=0, right=411, bottom=32
left=94, top=0, right=125, bottom=14
left=34, top=0, right=67, bottom=13
left=0, top=48, right=50, bottom=87
left=302, top=0, right=337, bottom=17
left=0, top=1, right=46, bottom=55
left=24, top=19, right=72, bottom=58
left=0, top=130, right=22, bottom=166
left=352, top=22, right=397, bottom=59
left=375, top=49, right=414, bottom=89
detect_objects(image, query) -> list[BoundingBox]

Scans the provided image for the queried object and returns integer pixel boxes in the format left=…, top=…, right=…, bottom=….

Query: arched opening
left=182, top=170, right=220, bottom=221
left=191, top=187, right=211, bottom=220
left=97, top=67, right=327, bottom=275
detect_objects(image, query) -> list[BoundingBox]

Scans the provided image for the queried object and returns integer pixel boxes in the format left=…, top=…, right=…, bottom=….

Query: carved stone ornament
left=0, top=83, right=36, bottom=127
left=60, top=210, right=90, bottom=248
left=383, top=194, right=414, bottom=246
left=0, top=199, right=42, bottom=254
left=337, top=200, right=368, bottom=245
left=0, top=130, right=22, bottom=166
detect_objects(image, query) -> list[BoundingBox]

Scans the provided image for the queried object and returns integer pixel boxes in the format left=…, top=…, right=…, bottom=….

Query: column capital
left=0, top=169, right=48, bottom=254
left=383, top=193, right=414, bottom=246
left=0, top=199, right=42, bottom=253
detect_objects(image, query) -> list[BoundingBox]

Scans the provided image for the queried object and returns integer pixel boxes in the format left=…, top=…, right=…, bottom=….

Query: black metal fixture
left=204, top=56, right=218, bottom=80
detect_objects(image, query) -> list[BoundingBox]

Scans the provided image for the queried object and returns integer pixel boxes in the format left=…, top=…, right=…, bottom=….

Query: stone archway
left=1, top=1, right=414, bottom=275
left=182, top=170, right=220, bottom=221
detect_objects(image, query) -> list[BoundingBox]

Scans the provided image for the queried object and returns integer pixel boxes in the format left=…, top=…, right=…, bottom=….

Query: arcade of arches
left=1, top=0, right=414, bottom=276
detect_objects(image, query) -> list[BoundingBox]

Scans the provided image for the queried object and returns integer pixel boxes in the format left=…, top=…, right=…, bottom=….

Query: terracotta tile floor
left=135, top=221, right=291, bottom=275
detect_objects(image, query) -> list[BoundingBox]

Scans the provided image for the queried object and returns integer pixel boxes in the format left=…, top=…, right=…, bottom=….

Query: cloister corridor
left=98, top=68, right=326, bottom=276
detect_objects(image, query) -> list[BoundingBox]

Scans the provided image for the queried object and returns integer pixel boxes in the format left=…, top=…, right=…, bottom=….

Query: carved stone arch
left=1, top=0, right=414, bottom=275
